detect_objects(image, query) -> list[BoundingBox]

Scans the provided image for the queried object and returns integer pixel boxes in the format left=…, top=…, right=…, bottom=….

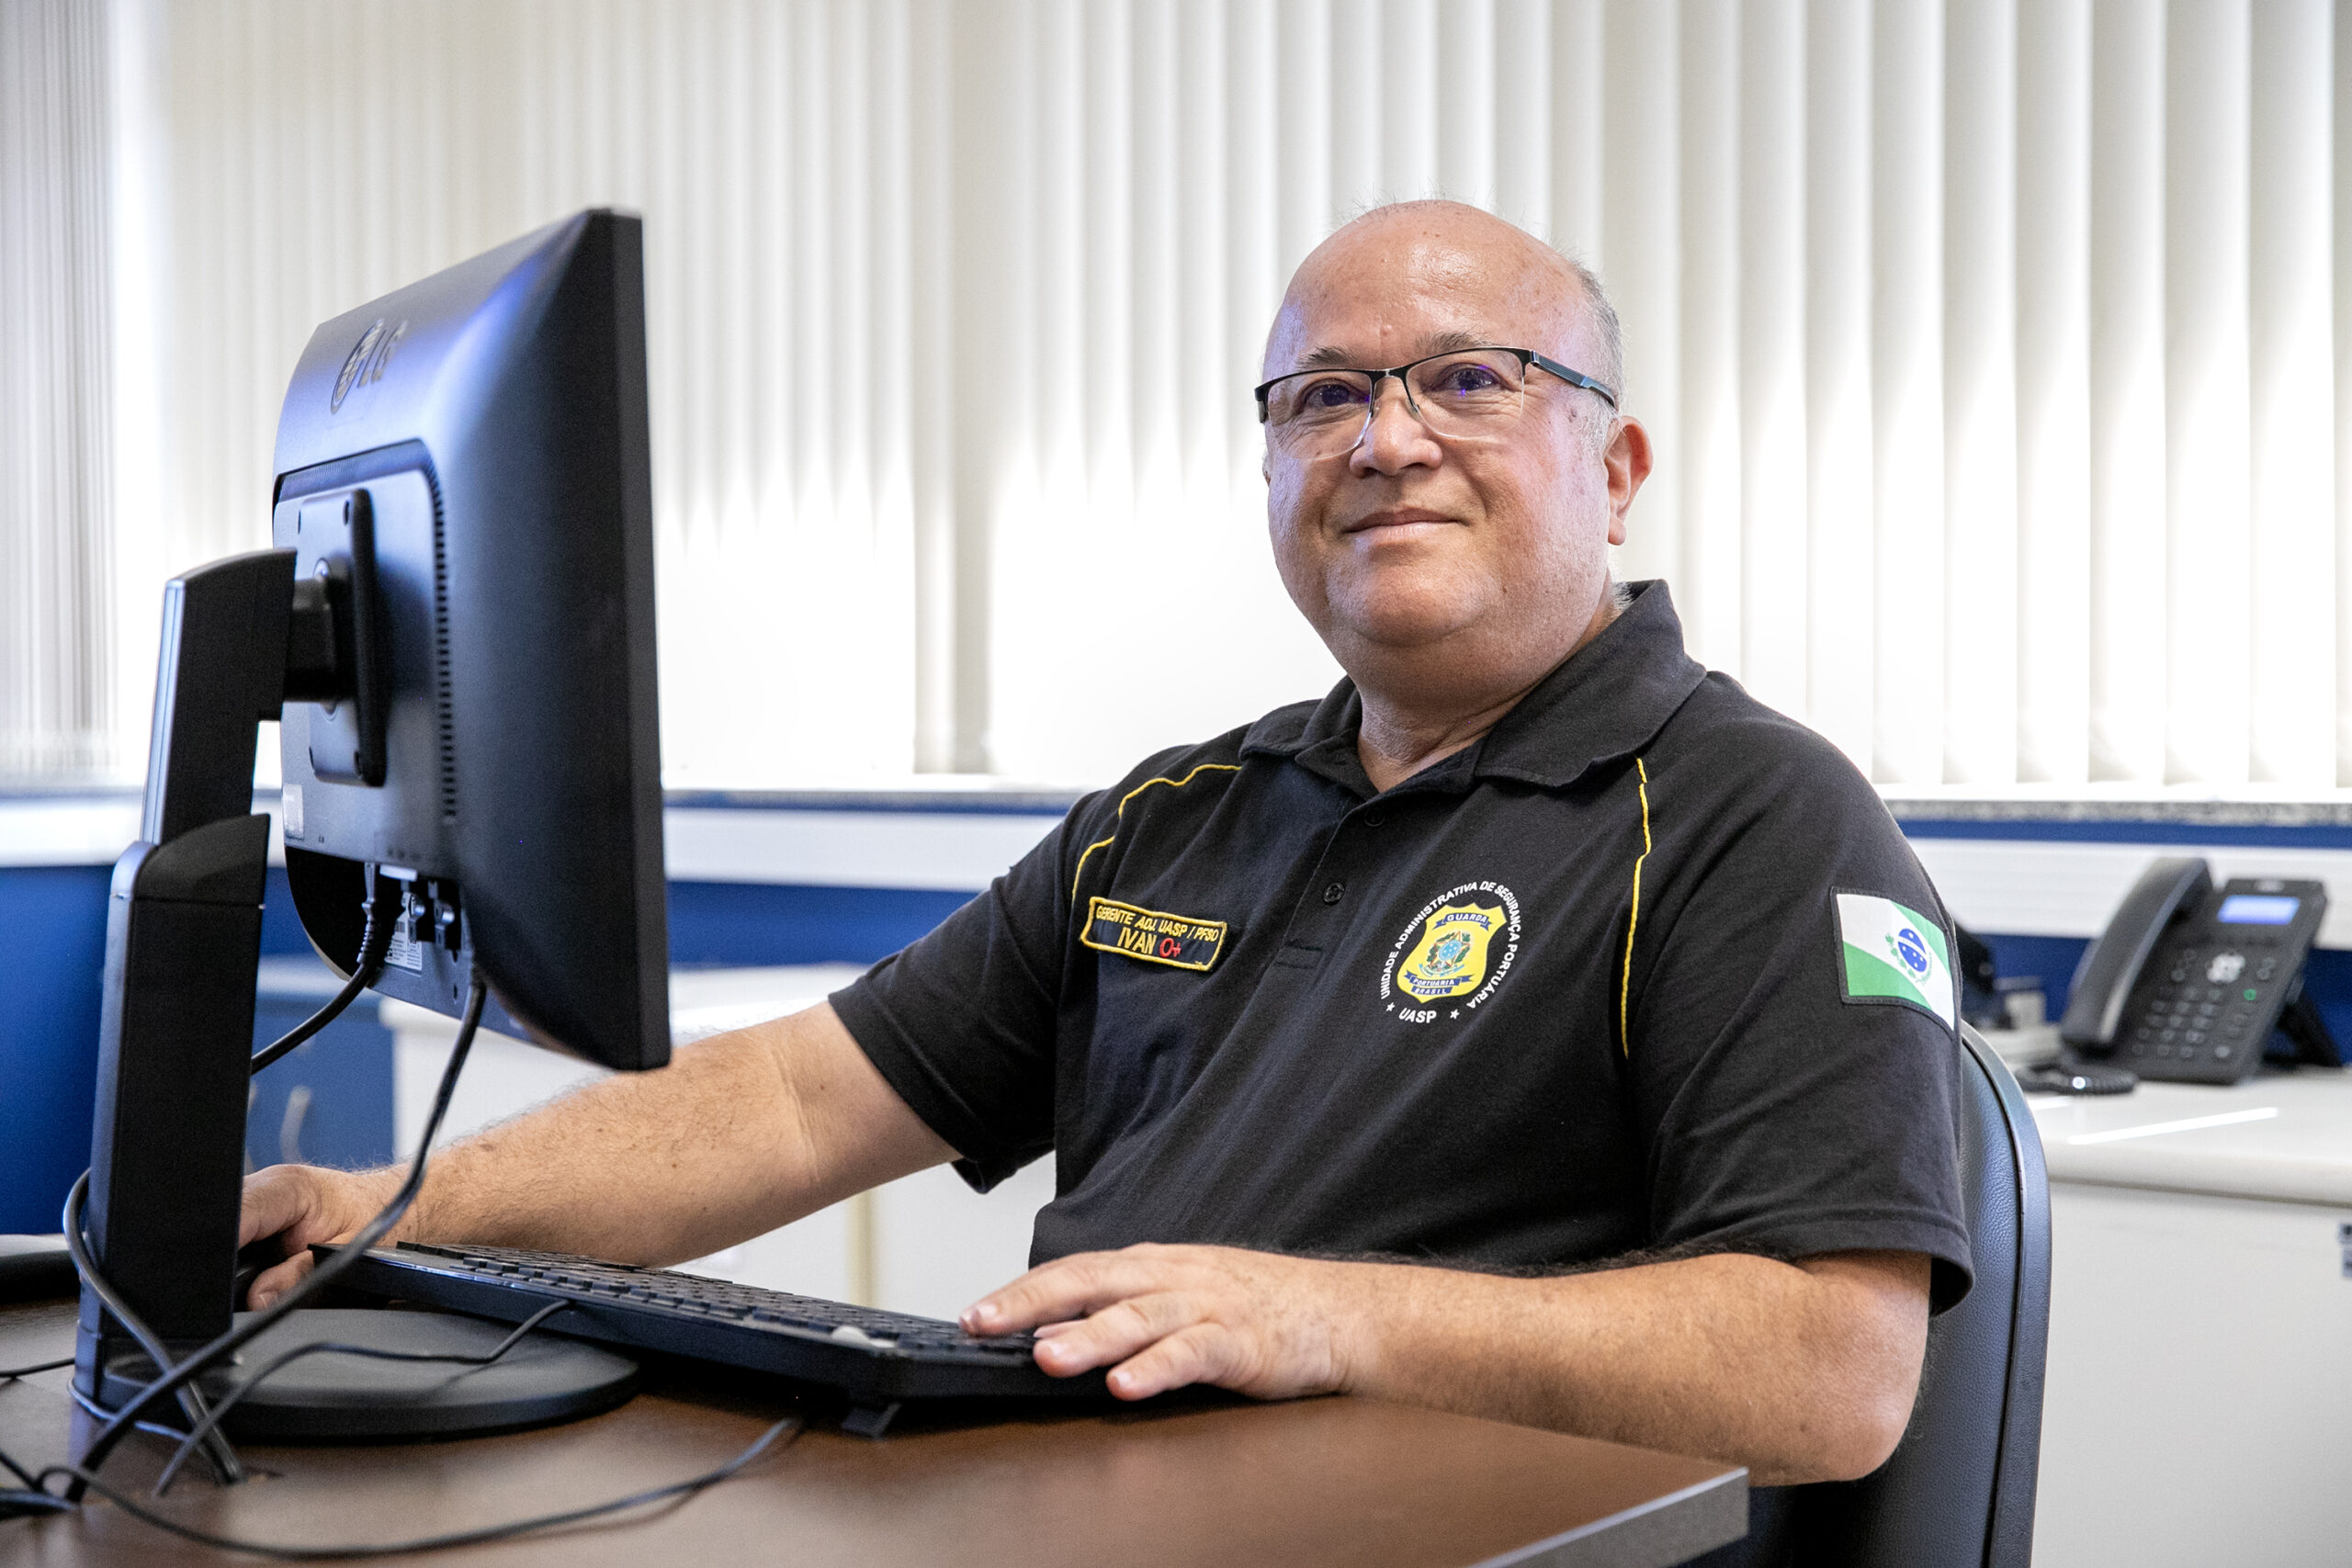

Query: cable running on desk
left=62, top=1382, right=240, bottom=1488
left=0, top=1358, right=69, bottom=1380
left=61, top=1170, right=247, bottom=1485
left=64, top=974, right=489, bottom=1490
left=0, top=974, right=808, bottom=1553
left=25, top=1416, right=803, bottom=1560
left=150, top=1298, right=572, bottom=1495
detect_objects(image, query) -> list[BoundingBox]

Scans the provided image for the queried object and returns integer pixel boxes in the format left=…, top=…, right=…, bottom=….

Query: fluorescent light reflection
left=2063, top=1106, right=2280, bottom=1145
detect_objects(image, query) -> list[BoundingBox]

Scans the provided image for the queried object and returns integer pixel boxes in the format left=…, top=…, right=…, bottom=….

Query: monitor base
left=94, top=1308, right=639, bottom=1444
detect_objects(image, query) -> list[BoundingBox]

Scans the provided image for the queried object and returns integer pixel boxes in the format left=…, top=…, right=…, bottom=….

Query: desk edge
left=1471, top=1464, right=1748, bottom=1568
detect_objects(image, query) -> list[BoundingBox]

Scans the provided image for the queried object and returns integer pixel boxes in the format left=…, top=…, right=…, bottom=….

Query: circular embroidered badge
left=1379, top=882, right=1521, bottom=1022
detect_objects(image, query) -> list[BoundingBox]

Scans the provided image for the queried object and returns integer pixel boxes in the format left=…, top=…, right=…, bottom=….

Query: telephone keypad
left=2105, top=875, right=2327, bottom=1085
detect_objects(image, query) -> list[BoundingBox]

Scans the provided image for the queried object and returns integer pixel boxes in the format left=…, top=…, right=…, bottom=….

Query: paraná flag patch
left=1834, top=893, right=1954, bottom=1031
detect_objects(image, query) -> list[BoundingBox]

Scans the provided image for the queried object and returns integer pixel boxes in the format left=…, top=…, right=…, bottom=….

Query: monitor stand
left=76, top=548, right=636, bottom=1446
left=86, top=1310, right=638, bottom=1444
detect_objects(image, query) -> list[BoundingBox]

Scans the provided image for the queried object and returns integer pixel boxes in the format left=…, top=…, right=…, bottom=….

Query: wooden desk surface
left=0, top=1297, right=1745, bottom=1567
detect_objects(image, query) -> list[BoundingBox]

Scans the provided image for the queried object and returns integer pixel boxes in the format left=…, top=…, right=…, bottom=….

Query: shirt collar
left=1241, top=581, right=1707, bottom=794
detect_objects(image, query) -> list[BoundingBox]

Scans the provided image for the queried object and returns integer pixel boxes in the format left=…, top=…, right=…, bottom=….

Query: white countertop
left=2030, top=1067, right=2352, bottom=1206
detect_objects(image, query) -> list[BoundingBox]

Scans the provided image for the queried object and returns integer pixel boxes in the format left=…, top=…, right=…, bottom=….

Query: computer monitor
left=75, top=209, right=669, bottom=1437
left=269, top=209, right=667, bottom=1066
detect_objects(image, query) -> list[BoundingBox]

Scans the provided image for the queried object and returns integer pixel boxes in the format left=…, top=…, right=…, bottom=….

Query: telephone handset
left=2057, top=856, right=2339, bottom=1086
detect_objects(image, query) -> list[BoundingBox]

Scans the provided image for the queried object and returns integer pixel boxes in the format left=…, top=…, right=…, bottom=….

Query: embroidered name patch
left=1081, top=897, right=1227, bottom=972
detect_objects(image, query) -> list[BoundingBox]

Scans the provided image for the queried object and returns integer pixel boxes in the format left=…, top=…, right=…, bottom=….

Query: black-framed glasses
left=1252, top=346, right=1618, bottom=456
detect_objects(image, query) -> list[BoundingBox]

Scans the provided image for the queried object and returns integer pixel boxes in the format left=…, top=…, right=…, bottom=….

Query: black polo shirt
left=832, top=581, right=1972, bottom=1311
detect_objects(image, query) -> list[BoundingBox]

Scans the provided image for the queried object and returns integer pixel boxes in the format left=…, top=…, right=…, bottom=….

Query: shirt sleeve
left=826, top=804, right=1091, bottom=1192
left=1623, top=721, right=1975, bottom=1312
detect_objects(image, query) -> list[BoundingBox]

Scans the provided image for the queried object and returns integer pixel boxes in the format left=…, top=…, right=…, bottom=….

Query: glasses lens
left=1406, top=351, right=1526, bottom=434
left=1264, top=370, right=1374, bottom=450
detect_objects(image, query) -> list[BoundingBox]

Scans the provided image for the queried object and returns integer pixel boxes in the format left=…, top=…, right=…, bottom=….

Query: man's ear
left=1603, top=416, right=1652, bottom=547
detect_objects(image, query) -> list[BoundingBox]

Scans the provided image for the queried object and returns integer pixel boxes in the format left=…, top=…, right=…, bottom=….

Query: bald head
left=1263, top=201, right=1623, bottom=400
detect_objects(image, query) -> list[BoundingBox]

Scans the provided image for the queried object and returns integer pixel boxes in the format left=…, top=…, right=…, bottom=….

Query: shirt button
left=1321, top=881, right=1346, bottom=905
left=1362, top=810, right=1385, bottom=828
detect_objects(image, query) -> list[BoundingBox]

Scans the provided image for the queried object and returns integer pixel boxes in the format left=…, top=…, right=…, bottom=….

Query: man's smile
left=1339, top=506, right=1462, bottom=537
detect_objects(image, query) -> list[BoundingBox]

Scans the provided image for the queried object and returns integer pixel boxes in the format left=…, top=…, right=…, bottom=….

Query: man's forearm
left=348, top=1002, right=951, bottom=1266
left=392, top=1016, right=808, bottom=1263
left=1339, top=1249, right=1928, bottom=1483
left=970, top=1243, right=1929, bottom=1486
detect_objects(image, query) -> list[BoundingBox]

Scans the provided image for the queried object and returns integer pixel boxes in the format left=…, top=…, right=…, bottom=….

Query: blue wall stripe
left=1895, top=817, right=2352, bottom=849
left=0, top=865, right=111, bottom=1233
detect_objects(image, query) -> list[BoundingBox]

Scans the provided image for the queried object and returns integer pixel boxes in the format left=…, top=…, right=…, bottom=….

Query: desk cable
left=250, top=874, right=397, bottom=1075
left=64, top=1384, right=239, bottom=1486
left=0, top=973, right=804, bottom=1554
left=148, top=1295, right=574, bottom=1495
left=58, top=1172, right=248, bottom=1486
left=59, top=973, right=488, bottom=1490
left=21, top=1415, right=803, bottom=1559
left=0, top=1358, right=70, bottom=1380
left=54, top=870, right=398, bottom=1490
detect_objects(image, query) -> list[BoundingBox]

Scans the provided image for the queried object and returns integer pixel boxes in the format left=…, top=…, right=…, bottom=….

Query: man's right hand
left=238, top=1163, right=404, bottom=1309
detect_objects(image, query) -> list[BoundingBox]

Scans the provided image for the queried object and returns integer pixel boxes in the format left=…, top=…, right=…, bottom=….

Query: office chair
left=1789, top=1022, right=2052, bottom=1566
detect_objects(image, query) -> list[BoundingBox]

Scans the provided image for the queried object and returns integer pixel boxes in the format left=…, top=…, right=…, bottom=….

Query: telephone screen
left=2217, top=894, right=2300, bottom=925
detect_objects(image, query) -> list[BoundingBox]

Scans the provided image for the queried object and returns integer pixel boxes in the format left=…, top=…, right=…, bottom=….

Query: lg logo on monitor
left=331, top=317, right=406, bottom=412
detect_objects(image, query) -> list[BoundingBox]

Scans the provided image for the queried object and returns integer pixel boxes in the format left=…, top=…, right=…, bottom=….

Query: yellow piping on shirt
left=1619, top=756, right=1652, bottom=1055
left=1069, top=761, right=1242, bottom=905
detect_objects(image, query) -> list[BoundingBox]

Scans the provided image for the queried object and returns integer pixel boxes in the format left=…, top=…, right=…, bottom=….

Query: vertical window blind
left=1, top=0, right=115, bottom=778
left=9, top=0, right=2348, bottom=792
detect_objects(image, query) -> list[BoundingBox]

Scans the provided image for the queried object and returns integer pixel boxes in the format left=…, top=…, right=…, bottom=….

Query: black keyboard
left=331, top=1241, right=1105, bottom=1410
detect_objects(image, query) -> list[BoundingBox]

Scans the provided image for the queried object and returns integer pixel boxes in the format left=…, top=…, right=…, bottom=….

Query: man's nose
left=1348, top=378, right=1442, bottom=475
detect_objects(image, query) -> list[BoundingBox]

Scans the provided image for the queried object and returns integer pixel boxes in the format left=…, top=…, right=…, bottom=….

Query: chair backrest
left=1792, top=1022, right=2052, bottom=1567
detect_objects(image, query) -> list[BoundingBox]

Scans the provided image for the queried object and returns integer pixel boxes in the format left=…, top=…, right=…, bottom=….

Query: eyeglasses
left=1253, top=346, right=1617, bottom=457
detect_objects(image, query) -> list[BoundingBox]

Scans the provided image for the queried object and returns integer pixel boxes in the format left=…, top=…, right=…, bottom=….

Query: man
left=243, top=202, right=1966, bottom=1540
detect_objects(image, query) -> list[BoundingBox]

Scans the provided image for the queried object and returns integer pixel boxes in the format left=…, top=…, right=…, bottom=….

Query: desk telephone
left=2053, top=858, right=2342, bottom=1088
